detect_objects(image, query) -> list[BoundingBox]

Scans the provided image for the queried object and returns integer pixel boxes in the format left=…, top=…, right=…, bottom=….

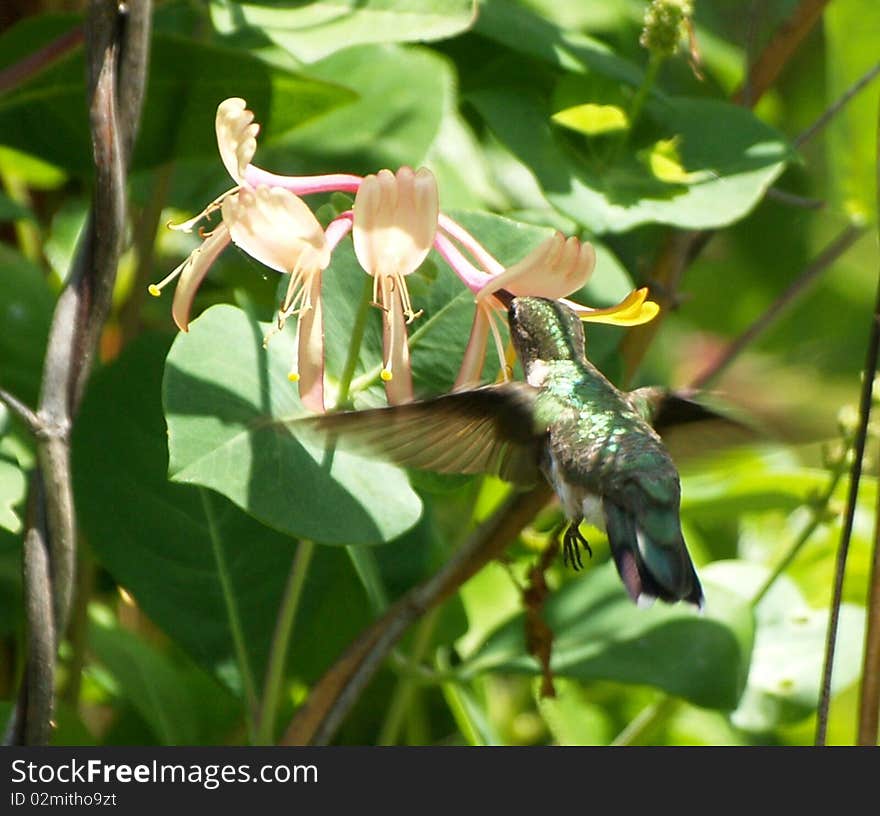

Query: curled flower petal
left=563, top=287, right=660, bottom=326
left=476, top=232, right=595, bottom=302
left=221, top=186, right=329, bottom=275
left=293, top=272, right=325, bottom=414
left=353, top=166, right=439, bottom=279
left=216, top=98, right=259, bottom=184
left=379, top=276, right=414, bottom=404
left=167, top=225, right=231, bottom=332
left=454, top=306, right=491, bottom=391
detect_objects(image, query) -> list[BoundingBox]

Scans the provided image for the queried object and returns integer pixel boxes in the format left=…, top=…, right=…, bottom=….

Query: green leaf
left=824, top=1, right=880, bottom=220
left=459, top=560, right=754, bottom=710
left=263, top=44, right=453, bottom=174
left=0, top=456, right=26, bottom=534
left=470, top=88, right=790, bottom=233
left=0, top=192, right=32, bottom=222
left=473, top=0, right=643, bottom=85
left=552, top=103, right=630, bottom=136
left=705, top=561, right=867, bottom=732
left=164, top=304, right=422, bottom=544
left=74, top=333, right=378, bottom=687
left=211, top=0, right=477, bottom=63
left=87, top=611, right=204, bottom=745
left=0, top=244, right=54, bottom=405
left=0, top=19, right=351, bottom=175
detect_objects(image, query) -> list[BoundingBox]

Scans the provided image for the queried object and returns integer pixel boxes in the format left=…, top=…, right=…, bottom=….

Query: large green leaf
left=74, top=334, right=380, bottom=688
left=824, top=1, right=880, bottom=221
left=262, top=44, right=453, bottom=174
left=459, top=560, right=754, bottom=710
left=470, top=87, right=790, bottom=233
left=0, top=18, right=351, bottom=175
left=163, top=304, right=422, bottom=544
left=212, top=0, right=477, bottom=63
left=706, top=561, right=866, bottom=733
left=87, top=610, right=241, bottom=745
left=473, top=0, right=643, bottom=86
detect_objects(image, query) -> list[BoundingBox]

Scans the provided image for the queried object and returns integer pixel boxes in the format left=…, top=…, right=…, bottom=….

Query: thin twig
left=0, top=25, right=84, bottom=94
left=765, top=187, right=826, bottom=210
left=856, top=98, right=880, bottom=747
left=858, top=447, right=880, bottom=745
left=815, top=250, right=880, bottom=746
left=0, top=388, right=42, bottom=436
left=689, top=223, right=867, bottom=390
left=793, top=61, right=880, bottom=149
left=732, top=0, right=832, bottom=106
left=280, top=484, right=553, bottom=746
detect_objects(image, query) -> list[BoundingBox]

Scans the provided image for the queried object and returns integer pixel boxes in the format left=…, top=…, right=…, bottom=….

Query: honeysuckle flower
left=353, top=166, right=439, bottom=404
left=434, top=228, right=659, bottom=389
left=153, top=96, right=659, bottom=417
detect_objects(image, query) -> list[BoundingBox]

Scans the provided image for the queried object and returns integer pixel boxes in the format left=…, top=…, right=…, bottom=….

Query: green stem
left=335, top=276, right=375, bottom=410
left=334, top=276, right=392, bottom=615
left=628, top=51, right=664, bottom=135
left=256, top=539, right=315, bottom=745
left=611, top=695, right=679, bottom=746
left=348, top=548, right=390, bottom=614
left=200, top=489, right=259, bottom=740
left=378, top=607, right=440, bottom=745
left=750, top=463, right=847, bottom=607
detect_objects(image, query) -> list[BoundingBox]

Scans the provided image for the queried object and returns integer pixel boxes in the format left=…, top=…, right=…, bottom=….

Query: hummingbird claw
left=562, top=520, right=591, bottom=571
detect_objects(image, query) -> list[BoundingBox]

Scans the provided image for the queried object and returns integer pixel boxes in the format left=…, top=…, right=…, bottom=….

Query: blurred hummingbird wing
left=627, top=387, right=762, bottom=464
left=297, top=383, right=545, bottom=486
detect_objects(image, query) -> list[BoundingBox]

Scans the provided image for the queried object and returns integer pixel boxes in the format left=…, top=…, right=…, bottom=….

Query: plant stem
left=378, top=607, right=439, bottom=745
left=815, top=266, right=880, bottom=746
left=858, top=454, right=880, bottom=745
left=200, top=489, right=259, bottom=740
left=611, top=695, right=679, bottom=747
left=750, top=463, right=848, bottom=607
left=335, top=276, right=374, bottom=410
left=334, top=276, right=393, bottom=614
left=628, top=51, right=663, bottom=136
left=257, top=539, right=315, bottom=745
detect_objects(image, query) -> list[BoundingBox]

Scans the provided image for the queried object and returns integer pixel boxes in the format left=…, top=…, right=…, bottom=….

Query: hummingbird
left=308, top=295, right=727, bottom=608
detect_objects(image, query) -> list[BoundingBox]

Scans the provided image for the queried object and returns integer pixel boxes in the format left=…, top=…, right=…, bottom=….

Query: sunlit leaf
left=459, top=561, right=754, bottom=710
left=552, top=103, right=629, bottom=136
left=211, top=0, right=477, bottom=63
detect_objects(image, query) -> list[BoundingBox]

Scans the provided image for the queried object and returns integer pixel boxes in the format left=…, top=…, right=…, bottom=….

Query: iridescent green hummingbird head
left=508, top=296, right=585, bottom=364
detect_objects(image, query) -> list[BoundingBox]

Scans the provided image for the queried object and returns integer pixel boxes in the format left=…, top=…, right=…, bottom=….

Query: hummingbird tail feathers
left=603, top=500, right=703, bottom=608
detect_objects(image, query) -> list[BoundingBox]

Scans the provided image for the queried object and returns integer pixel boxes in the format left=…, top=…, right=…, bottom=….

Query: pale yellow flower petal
left=169, top=225, right=231, bottom=332
left=216, top=98, right=259, bottom=184
left=476, top=233, right=595, bottom=302
left=353, top=167, right=439, bottom=278
left=221, top=186, right=329, bottom=275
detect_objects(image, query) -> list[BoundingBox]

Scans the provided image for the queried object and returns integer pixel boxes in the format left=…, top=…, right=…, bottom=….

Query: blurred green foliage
left=0, top=0, right=878, bottom=746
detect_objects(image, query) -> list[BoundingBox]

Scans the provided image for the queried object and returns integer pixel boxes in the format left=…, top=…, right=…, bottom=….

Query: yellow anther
left=288, top=372, right=300, bottom=383
left=148, top=284, right=162, bottom=297
left=380, top=369, right=393, bottom=382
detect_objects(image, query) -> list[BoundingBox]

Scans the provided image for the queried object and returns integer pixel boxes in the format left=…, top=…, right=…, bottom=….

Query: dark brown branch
left=689, top=223, right=867, bottom=389
left=281, top=484, right=554, bottom=746
left=8, top=0, right=151, bottom=746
